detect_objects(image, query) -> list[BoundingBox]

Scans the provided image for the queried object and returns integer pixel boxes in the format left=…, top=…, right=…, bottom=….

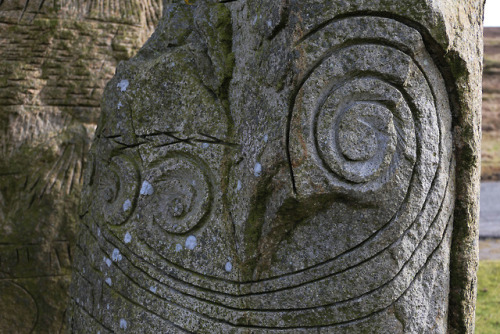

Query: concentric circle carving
left=137, top=152, right=213, bottom=234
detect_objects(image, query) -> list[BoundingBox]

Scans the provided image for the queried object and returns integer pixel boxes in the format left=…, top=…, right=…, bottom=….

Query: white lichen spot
left=149, top=286, right=157, bottom=293
left=123, top=199, right=132, bottom=212
left=202, top=142, right=209, bottom=149
left=236, top=180, right=242, bottom=192
left=267, top=20, right=272, bottom=28
left=252, top=15, right=258, bottom=25
left=140, top=181, right=154, bottom=195
left=105, top=278, right=112, bottom=286
left=175, top=243, right=183, bottom=252
left=264, top=134, right=268, bottom=143
left=97, top=227, right=101, bottom=236
left=107, top=304, right=110, bottom=310
left=254, top=162, right=262, bottom=177
left=111, top=248, right=122, bottom=262
left=117, top=79, right=129, bottom=92
left=119, top=319, right=128, bottom=330
left=98, top=331, right=101, bottom=334
left=225, top=261, right=233, bottom=272
left=124, top=232, right=132, bottom=244
left=117, top=101, right=123, bottom=109
left=103, top=257, right=112, bottom=267
left=185, top=235, right=197, bottom=250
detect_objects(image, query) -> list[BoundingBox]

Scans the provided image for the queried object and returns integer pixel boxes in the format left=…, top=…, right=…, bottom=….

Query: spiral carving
left=137, top=152, right=213, bottom=234
left=297, top=40, right=429, bottom=191
left=315, top=82, right=403, bottom=184
left=91, top=154, right=140, bottom=225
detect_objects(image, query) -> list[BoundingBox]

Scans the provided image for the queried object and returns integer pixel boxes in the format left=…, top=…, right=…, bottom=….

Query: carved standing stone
left=69, top=0, right=483, bottom=333
left=0, top=1, right=162, bottom=332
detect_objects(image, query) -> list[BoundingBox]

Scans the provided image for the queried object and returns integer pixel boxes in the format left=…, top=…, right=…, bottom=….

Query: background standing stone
left=0, top=1, right=162, bottom=332
left=69, top=0, right=483, bottom=333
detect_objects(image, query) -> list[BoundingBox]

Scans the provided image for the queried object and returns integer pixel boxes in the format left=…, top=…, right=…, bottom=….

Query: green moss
left=457, top=126, right=479, bottom=172
left=32, top=18, right=59, bottom=30
left=240, top=183, right=271, bottom=280
left=195, top=3, right=235, bottom=98
left=72, top=21, right=94, bottom=36
left=446, top=51, right=470, bottom=82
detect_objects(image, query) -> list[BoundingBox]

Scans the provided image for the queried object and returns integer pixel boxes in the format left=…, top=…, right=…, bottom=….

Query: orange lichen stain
left=184, top=0, right=193, bottom=4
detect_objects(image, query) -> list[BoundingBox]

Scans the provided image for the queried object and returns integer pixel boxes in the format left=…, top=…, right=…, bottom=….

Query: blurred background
left=0, top=1, right=163, bottom=331
left=477, top=1, right=500, bottom=333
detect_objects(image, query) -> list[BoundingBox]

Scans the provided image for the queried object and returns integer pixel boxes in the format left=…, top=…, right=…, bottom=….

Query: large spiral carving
left=315, top=77, right=413, bottom=185
left=293, top=43, right=433, bottom=192
left=286, top=14, right=456, bottom=199
left=136, top=152, right=213, bottom=234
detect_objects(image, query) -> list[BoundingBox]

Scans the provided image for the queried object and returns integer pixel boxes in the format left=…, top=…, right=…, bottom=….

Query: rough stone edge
left=383, top=2, right=484, bottom=331
left=293, top=2, right=484, bottom=331
left=318, top=4, right=483, bottom=330
left=437, top=1, right=484, bottom=333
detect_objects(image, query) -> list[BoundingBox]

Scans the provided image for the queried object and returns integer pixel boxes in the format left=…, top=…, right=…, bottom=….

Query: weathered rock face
left=69, top=0, right=483, bottom=333
left=0, top=1, right=162, bottom=332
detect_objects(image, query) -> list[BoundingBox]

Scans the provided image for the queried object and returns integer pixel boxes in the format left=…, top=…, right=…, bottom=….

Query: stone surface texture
left=0, top=1, right=162, bottom=332
left=68, top=0, right=483, bottom=333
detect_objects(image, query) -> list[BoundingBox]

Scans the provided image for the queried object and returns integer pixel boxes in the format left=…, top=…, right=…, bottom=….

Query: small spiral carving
left=137, top=152, right=213, bottom=234
left=91, top=154, right=140, bottom=225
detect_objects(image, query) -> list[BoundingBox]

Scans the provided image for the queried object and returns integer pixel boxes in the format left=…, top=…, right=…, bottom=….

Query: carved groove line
left=73, top=206, right=452, bottom=330
left=82, top=152, right=140, bottom=226
left=75, top=159, right=452, bottom=327
left=101, top=15, right=450, bottom=294
left=136, top=151, right=214, bottom=235
left=74, top=14, right=453, bottom=331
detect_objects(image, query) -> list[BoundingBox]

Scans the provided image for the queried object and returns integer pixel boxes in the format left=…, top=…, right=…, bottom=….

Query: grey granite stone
left=68, top=0, right=483, bottom=332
